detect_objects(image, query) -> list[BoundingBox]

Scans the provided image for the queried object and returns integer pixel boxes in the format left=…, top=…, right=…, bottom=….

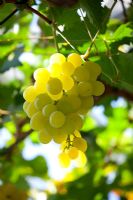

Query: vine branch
left=95, top=82, right=133, bottom=102
left=0, top=8, right=18, bottom=25
left=83, top=0, right=118, bottom=60
left=120, top=0, right=128, bottom=22
left=0, top=129, right=32, bottom=156
left=26, top=5, right=52, bottom=25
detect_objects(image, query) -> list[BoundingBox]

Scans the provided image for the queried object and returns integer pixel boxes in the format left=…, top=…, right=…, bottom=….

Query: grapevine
left=23, top=53, right=105, bottom=167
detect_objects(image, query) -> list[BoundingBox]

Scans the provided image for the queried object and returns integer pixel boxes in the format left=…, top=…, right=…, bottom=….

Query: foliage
left=0, top=0, right=133, bottom=199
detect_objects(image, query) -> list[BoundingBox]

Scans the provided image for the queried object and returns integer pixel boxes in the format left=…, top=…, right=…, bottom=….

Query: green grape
left=43, top=122, right=55, bottom=136
left=78, top=96, right=94, bottom=115
left=50, top=63, right=62, bottom=77
left=77, top=81, right=93, bottom=97
left=49, top=111, right=66, bottom=128
left=23, top=101, right=30, bottom=113
left=67, top=95, right=81, bottom=112
left=73, top=130, right=81, bottom=137
left=69, top=113, right=83, bottom=130
left=49, top=91, right=63, bottom=101
left=67, top=53, right=82, bottom=68
left=46, top=77, right=62, bottom=95
left=59, top=75, right=74, bottom=91
left=57, top=95, right=81, bottom=114
left=71, top=113, right=83, bottom=130
left=42, top=104, right=57, bottom=117
left=50, top=53, right=66, bottom=65
left=34, top=93, right=53, bottom=110
left=73, top=66, right=90, bottom=82
left=52, top=129, right=67, bottom=144
left=58, top=152, right=70, bottom=168
left=26, top=102, right=38, bottom=118
left=38, top=129, right=52, bottom=144
left=75, top=151, right=87, bottom=167
left=23, top=86, right=37, bottom=102
left=61, top=61, right=75, bottom=76
left=33, top=68, right=50, bottom=82
left=73, top=137, right=87, bottom=152
left=63, top=114, right=76, bottom=134
left=68, top=147, right=79, bottom=159
left=67, top=84, right=78, bottom=96
left=34, top=80, right=46, bottom=94
left=83, top=61, right=101, bottom=80
left=30, top=111, right=48, bottom=130
left=92, top=81, right=105, bottom=96
left=57, top=96, right=73, bottom=114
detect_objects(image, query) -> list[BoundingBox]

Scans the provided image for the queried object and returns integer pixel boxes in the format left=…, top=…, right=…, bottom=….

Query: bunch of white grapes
left=23, top=53, right=105, bottom=167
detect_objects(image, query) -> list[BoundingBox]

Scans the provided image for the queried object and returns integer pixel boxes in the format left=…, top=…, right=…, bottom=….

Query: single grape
left=23, top=101, right=30, bottom=113
left=78, top=96, right=94, bottom=115
left=42, top=104, right=57, bottom=117
left=68, top=147, right=79, bottom=159
left=67, top=84, right=78, bottom=96
left=38, top=129, right=52, bottom=144
left=92, top=81, right=105, bottom=96
left=30, top=111, right=48, bottom=130
left=73, top=66, right=90, bottom=82
left=57, top=96, right=73, bottom=114
left=50, top=53, right=66, bottom=65
left=52, top=129, right=67, bottom=144
left=67, top=53, right=82, bottom=68
left=26, top=102, right=38, bottom=118
left=46, top=77, right=62, bottom=95
left=50, top=63, right=62, bottom=77
left=74, top=130, right=81, bottom=137
left=23, top=86, right=37, bottom=102
left=67, top=95, right=81, bottom=112
left=49, top=91, right=63, bottom=101
left=77, top=81, right=93, bottom=97
left=34, top=93, right=53, bottom=110
left=59, top=75, right=74, bottom=91
left=49, top=111, right=66, bottom=128
left=61, top=61, right=75, bottom=76
left=57, top=95, right=81, bottom=114
left=63, top=114, right=76, bottom=134
left=33, top=68, right=50, bottom=82
left=34, top=80, right=46, bottom=94
left=58, top=152, right=70, bottom=168
left=69, top=113, right=83, bottom=130
left=75, top=151, right=87, bottom=167
left=73, top=137, right=87, bottom=152
left=83, top=61, right=101, bottom=80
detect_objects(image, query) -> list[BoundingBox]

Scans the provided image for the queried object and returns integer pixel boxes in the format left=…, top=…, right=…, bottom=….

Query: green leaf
left=110, top=23, right=133, bottom=41
left=79, top=0, right=109, bottom=32
left=97, top=53, right=133, bottom=93
left=0, top=46, right=24, bottom=73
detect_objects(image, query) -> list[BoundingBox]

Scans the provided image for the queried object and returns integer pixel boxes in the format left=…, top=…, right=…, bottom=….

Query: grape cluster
left=23, top=53, right=105, bottom=167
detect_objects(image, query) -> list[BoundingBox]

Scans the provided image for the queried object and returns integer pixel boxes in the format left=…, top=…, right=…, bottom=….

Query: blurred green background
left=0, top=0, right=133, bottom=199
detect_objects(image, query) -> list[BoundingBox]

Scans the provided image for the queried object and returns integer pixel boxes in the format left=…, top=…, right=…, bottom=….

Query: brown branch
left=120, top=0, right=128, bottom=22
left=0, top=8, right=18, bottom=25
left=26, top=5, right=52, bottom=25
left=0, top=129, right=32, bottom=156
left=3, top=0, right=16, bottom=2
left=82, top=0, right=118, bottom=60
left=95, top=82, right=133, bottom=103
left=104, top=83, right=133, bottom=101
